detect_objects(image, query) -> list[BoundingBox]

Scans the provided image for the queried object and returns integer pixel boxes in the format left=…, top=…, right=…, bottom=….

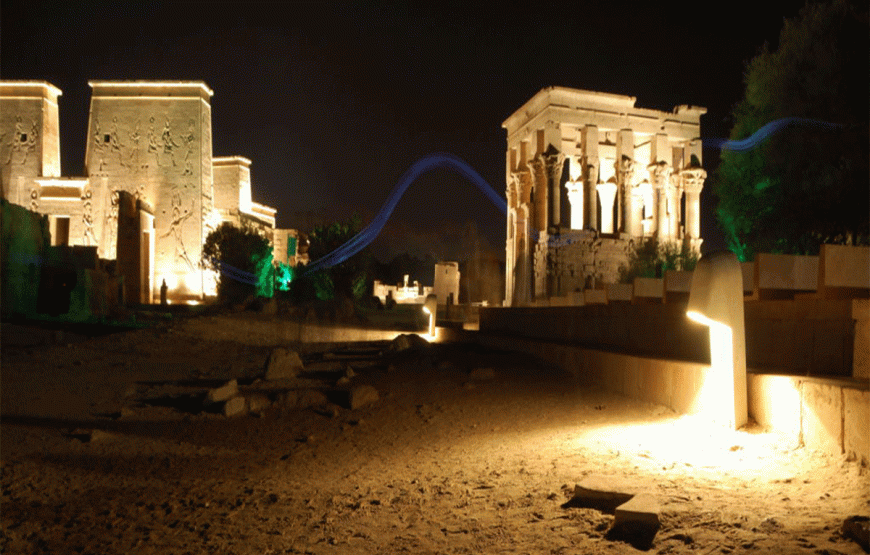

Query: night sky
left=1, top=0, right=809, bottom=262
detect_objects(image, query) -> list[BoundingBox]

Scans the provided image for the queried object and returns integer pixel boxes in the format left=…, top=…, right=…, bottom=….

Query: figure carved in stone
left=146, top=117, right=160, bottom=167
left=128, top=119, right=141, bottom=168
left=161, top=188, right=195, bottom=270
left=82, top=186, right=97, bottom=246
left=109, top=117, right=124, bottom=166
left=92, top=118, right=107, bottom=172
left=161, top=118, right=179, bottom=167
left=5, top=116, right=38, bottom=165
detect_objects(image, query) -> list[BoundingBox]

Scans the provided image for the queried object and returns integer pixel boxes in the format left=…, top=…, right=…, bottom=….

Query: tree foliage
left=715, top=0, right=869, bottom=261
left=202, top=222, right=273, bottom=303
left=290, top=215, right=373, bottom=302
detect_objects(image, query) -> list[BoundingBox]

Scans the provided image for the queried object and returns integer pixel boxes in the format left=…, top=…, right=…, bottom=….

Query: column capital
left=648, top=161, right=672, bottom=188
left=680, top=168, right=707, bottom=194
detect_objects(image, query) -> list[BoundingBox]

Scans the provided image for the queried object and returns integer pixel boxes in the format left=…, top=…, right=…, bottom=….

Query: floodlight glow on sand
left=687, top=251, right=748, bottom=430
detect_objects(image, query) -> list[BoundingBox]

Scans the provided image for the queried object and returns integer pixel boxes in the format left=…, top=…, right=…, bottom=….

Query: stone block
left=584, top=289, right=607, bottom=305
left=632, top=278, right=663, bottom=302
left=246, top=393, right=271, bottom=415
left=614, top=493, right=660, bottom=528
left=843, top=388, right=869, bottom=466
left=819, top=244, right=870, bottom=292
left=206, top=379, right=238, bottom=404
left=801, top=381, right=843, bottom=456
left=223, top=396, right=247, bottom=417
left=606, top=283, right=633, bottom=302
left=265, top=348, right=304, bottom=380
left=853, top=300, right=869, bottom=379
left=349, top=385, right=379, bottom=410
left=741, top=262, right=754, bottom=294
left=754, top=253, right=819, bottom=298
left=569, top=475, right=635, bottom=513
left=747, top=374, right=801, bottom=445
left=663, top=270, right=692, bottom=303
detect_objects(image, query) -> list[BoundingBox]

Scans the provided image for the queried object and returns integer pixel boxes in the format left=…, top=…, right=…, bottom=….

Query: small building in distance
left=0, top=80, right=300, bottom=304
left=503, top=86, right=707, bottom=306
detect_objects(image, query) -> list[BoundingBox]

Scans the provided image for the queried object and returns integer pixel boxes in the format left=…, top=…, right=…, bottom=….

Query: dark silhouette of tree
left=202, top=222, right=273, bottom=303
left=715, top=0, right=869, bottom=261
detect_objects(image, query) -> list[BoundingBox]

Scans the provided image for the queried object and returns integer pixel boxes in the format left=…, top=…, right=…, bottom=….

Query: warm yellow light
left=185, top=300, right=200, bottom=306
left=422, top=306, right=431, bottom=315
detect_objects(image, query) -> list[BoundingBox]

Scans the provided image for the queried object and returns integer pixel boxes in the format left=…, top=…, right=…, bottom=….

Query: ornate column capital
left=648, top=161, right=672, bottom=188
left=680, top=168, right=707, bottom=194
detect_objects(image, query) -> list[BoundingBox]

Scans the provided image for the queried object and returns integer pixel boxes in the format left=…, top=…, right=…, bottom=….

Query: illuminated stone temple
left=503, top=87, right=707, bottom=306
left=0, top=81, right=299, bottom=303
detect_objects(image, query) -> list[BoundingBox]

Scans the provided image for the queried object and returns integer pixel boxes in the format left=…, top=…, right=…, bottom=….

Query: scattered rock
left=68, top=428, right=116, bottom=443
left=469, top=367, right=495, bottom=381
left=842, top=516, right=870, bottom=552
left=206, top=379, right=239, bottom=404
left=563, top=475, right=635, bottom=512
left=296, top=389, right=328, bottom=409
left=246, top=393, right=271, bottom=415
left=337, top=376, right=351, bottom=387
left=223, top=396, right=247, bottom=417
left=349, top=385, right=379, bottom=409
left=265, top=348, right=304, bottom=380
left=388, top=333, right=429, bottom=353
left=344, top=366, right=356, bottom=378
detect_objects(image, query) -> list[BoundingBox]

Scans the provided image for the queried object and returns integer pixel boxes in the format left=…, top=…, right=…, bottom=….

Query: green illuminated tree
left=715, top=0, right=869, bottom=261
left=202, top=222, right=274, bottom=303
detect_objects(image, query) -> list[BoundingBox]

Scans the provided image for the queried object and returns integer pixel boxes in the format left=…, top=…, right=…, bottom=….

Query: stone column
left=584, top=156, right=599, bottom=230
left=667, top=175, right=682, bottom=239
left=581, top=125, right=599, bottom=231
left=528, top=156, right=547, bottom=234
left=649, top=161, right=672, bottom=240
left=545, top=149, right=564, bottom=230
left=616, top=129, right=635, bottom=233
left=618, top=155, right=638, bottom=236
left=596, top=182, right=617, bottom=234
left=681, top=168, right=706, bottom=240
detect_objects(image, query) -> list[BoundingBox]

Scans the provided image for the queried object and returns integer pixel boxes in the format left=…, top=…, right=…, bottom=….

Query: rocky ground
left=2, top=311, right=869, bottom=554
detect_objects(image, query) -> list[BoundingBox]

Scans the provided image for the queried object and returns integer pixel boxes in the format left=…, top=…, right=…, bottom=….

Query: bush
left=618, top=238, right=698, bottom=283
left=202, top=222, right=273, bottom=303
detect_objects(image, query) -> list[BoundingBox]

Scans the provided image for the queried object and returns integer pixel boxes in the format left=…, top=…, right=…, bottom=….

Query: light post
left=687, top=251, right=748, bottom=429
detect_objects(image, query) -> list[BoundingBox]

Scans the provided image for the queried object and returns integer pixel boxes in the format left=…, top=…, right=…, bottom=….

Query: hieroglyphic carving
left=92, top=118, right=107, bottom=172
left=81, top=185, right=97, bottom=245
left=105, top=189, right=120, bottom=254
left=29, top=187, right=39, bottom=212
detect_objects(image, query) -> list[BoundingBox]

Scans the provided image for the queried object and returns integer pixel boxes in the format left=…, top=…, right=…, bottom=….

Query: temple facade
left=503, top=87, right=707, bottom=306
left=0, top=81, right=298, bottom=304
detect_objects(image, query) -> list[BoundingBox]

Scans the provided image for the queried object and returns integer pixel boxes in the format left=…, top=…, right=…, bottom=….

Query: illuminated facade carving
left=503, top=87, right=707, bottom=306
left=0, top=81, right=296, bottom=303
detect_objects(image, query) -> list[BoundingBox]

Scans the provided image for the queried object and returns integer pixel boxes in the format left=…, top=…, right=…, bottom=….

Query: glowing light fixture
left=687, top=251, right=747, bottom=430
left=423, top=294, right=438, bottom=338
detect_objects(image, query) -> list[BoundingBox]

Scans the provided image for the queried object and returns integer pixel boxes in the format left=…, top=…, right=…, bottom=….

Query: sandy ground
left=2, top=311, right=868, bottom=554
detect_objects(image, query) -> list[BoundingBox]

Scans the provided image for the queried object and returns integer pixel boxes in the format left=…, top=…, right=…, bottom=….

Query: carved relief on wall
left=161, top=186, right=195, bottom=270
left=29, top=187, right=39, bottom=212
left=5, top=116, right=39, bottom=165
left=92, top=118, right=106, bottom=171
left=161, top=118, right=179, bottom=167
left=81, top=185, right=97, bottom=246
left=146, top=117, right=160, bottom=168
left=104, top=189, right=120, bottom=255
left=128, top=119, right=142, bottom=168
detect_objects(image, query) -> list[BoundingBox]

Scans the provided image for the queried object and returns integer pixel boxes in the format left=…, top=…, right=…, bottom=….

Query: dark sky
left=1, top=0, right=809, bottom=261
